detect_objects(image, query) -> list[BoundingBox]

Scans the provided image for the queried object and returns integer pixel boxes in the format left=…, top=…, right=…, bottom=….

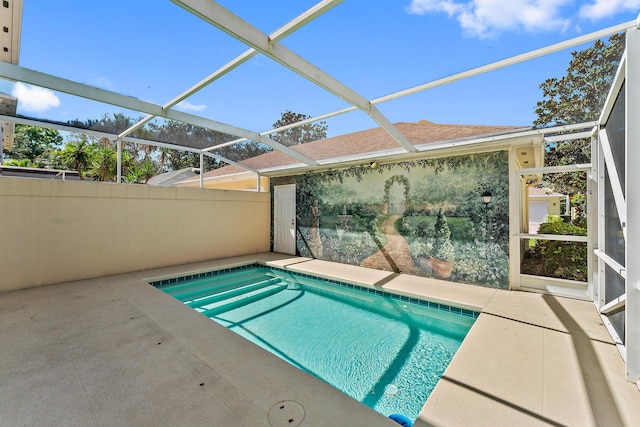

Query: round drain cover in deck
left=268, top=400, right=305, bottom=427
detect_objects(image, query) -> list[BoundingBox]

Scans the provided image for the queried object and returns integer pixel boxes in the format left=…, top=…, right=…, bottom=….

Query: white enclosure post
left=625, top=24, right=640, bottom=384
left=199, top=152, right=204, bottom=189
left=117, top=139, right=122, bottom=184
left=508, top=146, right=520, bottom=290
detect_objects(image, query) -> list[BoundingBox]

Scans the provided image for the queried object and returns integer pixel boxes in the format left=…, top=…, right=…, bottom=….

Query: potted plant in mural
left=430, top=209, right=455, bottom=279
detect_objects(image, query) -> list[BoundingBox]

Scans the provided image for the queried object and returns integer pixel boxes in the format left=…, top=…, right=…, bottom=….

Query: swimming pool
left=152, top=264, right=477, bottom=422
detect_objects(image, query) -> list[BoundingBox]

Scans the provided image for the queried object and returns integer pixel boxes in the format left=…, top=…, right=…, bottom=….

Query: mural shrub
left=409, top=239, right=433, bottom=259
left=396, top=216, right=411, bottom=235
left=431, top=209, right=455, bottom=262
left=414, top=220, right=430, bottom=239
left=453, top=241, right=509, bottom=287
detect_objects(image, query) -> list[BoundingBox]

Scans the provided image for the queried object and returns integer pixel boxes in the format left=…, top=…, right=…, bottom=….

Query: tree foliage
left=61, top=137, right=94, bottom=179
left=534, top=33, right=625, bottom=195
left=2, top=125, right=63, bottom=168
left=534, top=33, right=625, bottom=128
left=271, top=110, right=328, bottom=146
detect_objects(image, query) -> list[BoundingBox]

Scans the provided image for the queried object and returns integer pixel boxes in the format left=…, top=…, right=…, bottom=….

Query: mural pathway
left=360, top=214, right=421, bottom=275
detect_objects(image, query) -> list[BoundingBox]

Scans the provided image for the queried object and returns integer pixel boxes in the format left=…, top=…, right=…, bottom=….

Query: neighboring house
left=176, top=120, right=531, bottom=190
left=148, top=167, right=200, bottom=187
left=527, top=186, right=568, bottom=234
left=0, top=92, right=17, bottom=150
left=0, top=165, right=81, bottom=180
left=175, top=168, right=269, bottom=192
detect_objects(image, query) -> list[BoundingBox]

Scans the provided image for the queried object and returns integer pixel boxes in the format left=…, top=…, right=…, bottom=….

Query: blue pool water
left=153, top=265, right=477, bottom=421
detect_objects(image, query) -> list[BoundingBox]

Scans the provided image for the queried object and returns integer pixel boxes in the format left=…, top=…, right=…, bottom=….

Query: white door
left=274, top=184, right=296, bottom=254
left=528, top=201, right=549, bottom=234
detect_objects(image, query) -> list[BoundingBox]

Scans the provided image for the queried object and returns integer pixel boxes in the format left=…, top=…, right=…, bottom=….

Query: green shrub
left=536, top=217, right=587, bottom=281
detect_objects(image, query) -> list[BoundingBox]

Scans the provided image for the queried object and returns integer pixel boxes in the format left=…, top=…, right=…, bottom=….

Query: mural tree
left=430, top=209, right=455, bottom=279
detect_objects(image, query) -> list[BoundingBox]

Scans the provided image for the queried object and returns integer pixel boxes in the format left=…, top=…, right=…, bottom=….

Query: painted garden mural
left=272, top=151, right=510, bottom=289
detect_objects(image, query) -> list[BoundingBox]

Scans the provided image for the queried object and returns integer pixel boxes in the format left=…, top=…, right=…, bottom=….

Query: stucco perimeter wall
left=0, top=178, right=270, bottom=292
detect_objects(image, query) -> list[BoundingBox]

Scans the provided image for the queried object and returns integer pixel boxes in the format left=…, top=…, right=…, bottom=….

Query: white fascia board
left=421, top=122, right=598, bottom=154
left=256, top=162, right=311, bottom=174
left=172, top=0, right=416, bottom=154
left=544, top=130, right=596, bottom=142
left=413, top=128, right=534, bottom=152
left=315, top=148, right=409, bottom=166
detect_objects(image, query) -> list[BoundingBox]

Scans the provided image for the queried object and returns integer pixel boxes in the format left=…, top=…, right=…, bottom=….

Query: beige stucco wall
left=0, top=177, right=270, bottom=292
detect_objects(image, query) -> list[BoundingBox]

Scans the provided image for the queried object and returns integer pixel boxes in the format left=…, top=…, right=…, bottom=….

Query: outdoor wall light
left=369, top=161, right=379, bottom=169
left=481, top=190, right=492, bottom=205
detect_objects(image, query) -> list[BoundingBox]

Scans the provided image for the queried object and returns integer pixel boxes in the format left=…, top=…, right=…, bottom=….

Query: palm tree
left=140, top=160, right=157, bottom=184
left=89, top=145, right=118, bottom=181
left=62, top=138, right=94, bottom=179
left=123, top=166, right=145, bottom=184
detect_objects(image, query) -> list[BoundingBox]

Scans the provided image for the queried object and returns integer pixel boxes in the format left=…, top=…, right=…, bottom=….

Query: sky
left=5, top=0, right=640, bottom=139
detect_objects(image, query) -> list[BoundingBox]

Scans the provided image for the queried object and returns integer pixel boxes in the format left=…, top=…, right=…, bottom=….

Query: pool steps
left=185, top=277, right=282, bottom=309
left=197, top=282, right=287, bottom=317
left=160, top=270, right=269, bottom=301
left=160, top=270, right=291, bottom=317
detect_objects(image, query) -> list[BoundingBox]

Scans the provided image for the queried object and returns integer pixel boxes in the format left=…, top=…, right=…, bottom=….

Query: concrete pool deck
left=1, top=253, right=639, bottom=426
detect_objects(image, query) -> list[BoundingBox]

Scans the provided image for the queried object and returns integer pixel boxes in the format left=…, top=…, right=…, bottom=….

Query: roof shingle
left=200, top=121, right=524, bottom=179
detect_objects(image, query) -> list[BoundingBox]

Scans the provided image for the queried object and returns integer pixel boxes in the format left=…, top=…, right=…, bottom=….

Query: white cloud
left=11, top=82, right=61, bottom=113
left=93, top=76, right=115, bottom=90
left=580, top=0, right=640, bottom=20
left=407, top=0, right=574, bottom=37
left=176, top=101, right=207, bottom=112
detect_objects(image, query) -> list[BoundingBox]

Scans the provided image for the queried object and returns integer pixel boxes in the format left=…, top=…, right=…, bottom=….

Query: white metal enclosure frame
left=592, top=22, right=640, bottom=385
left=1, top=1, right=639, bottom=387
left=0, top=2, right=636, bottom=183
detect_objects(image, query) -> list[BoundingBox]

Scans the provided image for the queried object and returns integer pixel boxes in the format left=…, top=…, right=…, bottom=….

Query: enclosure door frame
left=593, top=26, right=640, bottom=384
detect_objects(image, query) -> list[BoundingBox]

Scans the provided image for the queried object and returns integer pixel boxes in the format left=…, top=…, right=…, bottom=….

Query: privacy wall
left=0, top=178, right=270, bottom=292
left=272, top=151, right=509, bottom=289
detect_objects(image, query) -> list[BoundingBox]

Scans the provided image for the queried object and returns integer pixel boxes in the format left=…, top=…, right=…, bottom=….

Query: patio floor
left=1, top=253, right=639, bottom=426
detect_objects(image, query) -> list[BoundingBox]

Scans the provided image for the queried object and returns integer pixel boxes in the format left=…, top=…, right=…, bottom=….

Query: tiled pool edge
left=149, top=262, right=480, bottom=319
